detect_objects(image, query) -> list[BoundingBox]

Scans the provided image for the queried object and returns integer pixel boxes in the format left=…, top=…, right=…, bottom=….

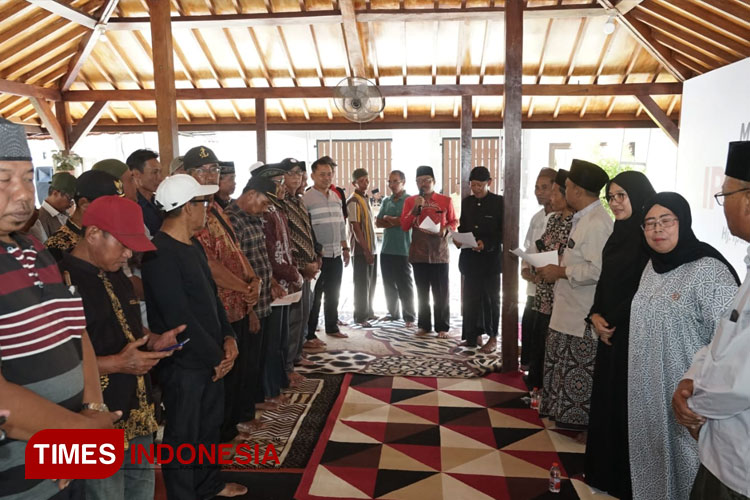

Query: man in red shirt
left=400, top=166, right=458, bottom=339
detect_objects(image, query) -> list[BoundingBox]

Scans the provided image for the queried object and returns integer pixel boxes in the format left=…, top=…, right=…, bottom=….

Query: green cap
left=92, top=159, right=128, bottom=180
left=50, top=172, right=76, bottom=196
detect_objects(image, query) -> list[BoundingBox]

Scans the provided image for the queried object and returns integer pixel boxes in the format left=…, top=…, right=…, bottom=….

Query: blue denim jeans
left=84, top=433, right=154, bottom=500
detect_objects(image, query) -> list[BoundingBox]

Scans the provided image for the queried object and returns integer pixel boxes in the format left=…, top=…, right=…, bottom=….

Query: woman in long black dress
left=584, top=171, right=655, bottom=499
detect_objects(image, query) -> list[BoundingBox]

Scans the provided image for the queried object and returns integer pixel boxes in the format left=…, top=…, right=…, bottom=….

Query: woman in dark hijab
left=628, top=192, right=739, bottom=500
left=584, top=171, right=655, bottom=499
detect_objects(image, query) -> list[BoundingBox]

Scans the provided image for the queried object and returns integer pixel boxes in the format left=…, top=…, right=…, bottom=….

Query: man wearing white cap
left=142, top=174, right=246, bottom=499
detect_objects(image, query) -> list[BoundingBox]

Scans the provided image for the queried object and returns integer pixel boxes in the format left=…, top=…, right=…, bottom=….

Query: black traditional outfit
left=584, top=171, right=655, bottom=499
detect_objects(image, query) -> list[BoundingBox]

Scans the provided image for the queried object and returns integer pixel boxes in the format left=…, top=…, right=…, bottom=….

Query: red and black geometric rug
left=295, top=372, right=613, bottom=500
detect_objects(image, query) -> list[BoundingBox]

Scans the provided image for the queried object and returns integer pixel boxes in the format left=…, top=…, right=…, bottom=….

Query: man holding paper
left=456, top=167, right=504, bottom=352
left=401, top=166, right=458, bottom=338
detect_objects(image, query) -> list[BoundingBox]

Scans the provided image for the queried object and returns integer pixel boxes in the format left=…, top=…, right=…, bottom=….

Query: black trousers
left=264, top=306, right=289, bottom=398
left=308, top=256, right=343, bottom=334
left=691, top=464, right=749, bottom=500
left=527, top=312, right=550, bottom=389
left=520, top=299, right=537, bottom=365
left=353, top=253, right=378, bottom=323
left=255, top=314, right=271, bottom=405
left=461, top=268, right=500, bottom=345
left=380, top=253, right=416, bottom=322
left=220, top=316, right=258, bottom=442
left=160, top=364, right=224, bottom=500
left=412, top=263, right=450, bottom=332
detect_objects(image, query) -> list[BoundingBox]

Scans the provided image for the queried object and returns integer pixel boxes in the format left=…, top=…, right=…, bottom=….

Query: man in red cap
left=58, top=195, right=186, bottom=500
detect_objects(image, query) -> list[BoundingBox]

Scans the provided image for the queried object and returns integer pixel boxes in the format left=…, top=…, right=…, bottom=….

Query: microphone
left=416, top=187, right=425, bottom=215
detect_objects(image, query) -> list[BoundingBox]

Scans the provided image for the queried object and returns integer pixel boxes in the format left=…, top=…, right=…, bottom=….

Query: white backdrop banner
left=677, top=57, right=750, bottom=274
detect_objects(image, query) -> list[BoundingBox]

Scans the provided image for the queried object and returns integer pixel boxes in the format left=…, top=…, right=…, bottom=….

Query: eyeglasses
left=641, top=216, right=679, bottom=232
left=190, top=198, right=211, bottom=207
left=191, top=166, right=220, bottom=176
left=606, top=192, right=628, bottom=203
left=714, top=188, right=750, bottom=206
left=271, top=177, right=285, bottom=185
left=286, top=168, right=304, bottom=177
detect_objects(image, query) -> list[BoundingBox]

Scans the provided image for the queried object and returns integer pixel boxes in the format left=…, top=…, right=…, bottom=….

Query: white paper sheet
left=510, top=248, right=558, bottom=268
left=450, top=231, right=478, bottom=249
left=418, top=216, right=441, bottom=234
left=271, top=291, right=303, bottom=307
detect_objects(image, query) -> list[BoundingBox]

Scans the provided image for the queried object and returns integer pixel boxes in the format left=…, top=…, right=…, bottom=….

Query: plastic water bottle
left=549, top=462, right=561, bottom=493
left=530, top=388, right=540, bottom=410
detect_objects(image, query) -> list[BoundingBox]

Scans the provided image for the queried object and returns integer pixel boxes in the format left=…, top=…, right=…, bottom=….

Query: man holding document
left=456, top=167, right=504, bottom=352
left=401, top=166, right=457, bottom=339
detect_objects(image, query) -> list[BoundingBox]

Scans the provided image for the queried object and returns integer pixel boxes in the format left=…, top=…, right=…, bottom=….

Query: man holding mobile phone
left=58, top=195, right=187, bottom=500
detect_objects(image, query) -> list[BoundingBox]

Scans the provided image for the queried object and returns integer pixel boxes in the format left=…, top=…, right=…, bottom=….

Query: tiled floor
left=296, top=372, right=616, bottom=500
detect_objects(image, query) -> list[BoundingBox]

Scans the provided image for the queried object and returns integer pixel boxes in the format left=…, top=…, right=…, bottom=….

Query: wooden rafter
left=431, top=20, right=440, bottom=85
left=478, top=20, right=490, bottom=84
left=25, top=0, right=97, bottom=28
left=87, top=55, right=144, bottom=122
left=633, top=10, right=737, bottom=65
left=666, top=94, right=678, bottom=116
left=69, top=101, right=108, bottom=149
left=17, top=50, right=78, bottom=84
left=598, top=0, right=690, bottom=81
left=0, top=28, right=85, bottom=81
left=638, top=1, right=750, bottom=58
left=0, top=18, right=74, bottom=66
left=652, top=31, right=718, bottom=70
left=0, top=78, right=61, bottom=100
left=605, top=45, right=641, bottom=117
left=63, top=82, right=684, bottom=101
left=580, top=24, right=619, bottom=117
left=169, top=35, right=217, bottom=121
left=246, top=25, right=289, bottom=121
left=401, top=21, right=408, bottom=85
left=700, top=0, right=750, bottom=25
left=553, top=18, right=588, bottom=118
left=309, top=25, right=327, bottom=86
left=636, top=94, right=679, bottom=144
left=340, top=0, right=367, bottom=78
left=613, top=0, right=645, bottom=14
left=455, top=20, right=467, bottom=85
left=666, top=0, right=750, bottom=44
left=61, top=0, right=119, bottom=91
left=29, top=97, right=66, bottom=149
left=0, top=8, right=53, bottom=47
left=528, top=18, right=554, bottom=118
left=276, top=26, right=312, bottom=120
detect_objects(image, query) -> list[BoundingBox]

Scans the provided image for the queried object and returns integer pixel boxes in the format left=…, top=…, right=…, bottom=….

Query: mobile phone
left=159, top=338, right=190, bottom=352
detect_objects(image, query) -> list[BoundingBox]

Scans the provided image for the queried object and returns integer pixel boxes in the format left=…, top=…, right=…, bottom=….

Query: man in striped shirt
left=303, top=158, right=350, bottom=338
left=0, top=118, right=120, bottom=500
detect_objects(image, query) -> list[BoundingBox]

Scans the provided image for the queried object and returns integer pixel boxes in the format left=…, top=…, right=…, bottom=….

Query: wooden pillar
left=460, top=94, right=472, bottom=199
left=148, top=0, right=178, bottom=175
left=256, top=98, right=267, bottom=163
left=501, top=0, right=522, bottom=373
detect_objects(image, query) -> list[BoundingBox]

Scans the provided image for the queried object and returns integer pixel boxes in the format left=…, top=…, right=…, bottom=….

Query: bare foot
left=268, top=394, right=290, bottom=405
left=479, top=338, right=497, bottom=353
left=415, top=328, right=430, bottom=336
left=405, top=322, right=416, bottom=328
left=236, top=419, right=265, bottom=434
left=256, top=401, right=278, bottom=411
left=289, top=372, right=307, bottom=386
left=437, top=331, right=450, bottom=339
left=216, top=482, right=248, bottom=497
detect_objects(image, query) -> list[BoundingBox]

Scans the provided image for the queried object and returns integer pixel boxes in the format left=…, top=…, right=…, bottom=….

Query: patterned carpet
left=295, top=371, right=614, bottom=500
left=225, top=373, right=344, bottom=470
left=298, top=318, right=503, bottom=379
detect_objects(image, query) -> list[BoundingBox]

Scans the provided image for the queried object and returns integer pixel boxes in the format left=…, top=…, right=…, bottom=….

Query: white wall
left=677, top=57, right=750, bottom=273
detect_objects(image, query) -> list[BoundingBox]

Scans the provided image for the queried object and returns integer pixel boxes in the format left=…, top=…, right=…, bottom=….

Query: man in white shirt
left=29, top=171, right=75, bottom=242
left=673, top=140, right=750, bottom=500
left=520, top=167, right=556, bottom=377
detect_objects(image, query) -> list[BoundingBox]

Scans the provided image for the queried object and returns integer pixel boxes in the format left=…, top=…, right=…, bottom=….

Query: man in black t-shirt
left=142, top=174, right=246, bottom=499
left=59, top=195, right=185, bottom=500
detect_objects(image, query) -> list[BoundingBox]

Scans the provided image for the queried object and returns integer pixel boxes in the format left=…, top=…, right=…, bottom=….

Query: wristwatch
left=81, top=402, right=110, bottom=413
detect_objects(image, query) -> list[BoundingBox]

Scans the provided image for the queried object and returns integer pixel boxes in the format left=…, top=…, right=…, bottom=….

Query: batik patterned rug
left=295, top=372, right=615, bottom=500
left=298, top=319, right=502, bottom=379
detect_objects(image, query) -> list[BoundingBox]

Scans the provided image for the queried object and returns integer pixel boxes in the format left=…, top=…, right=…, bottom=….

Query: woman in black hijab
left=584, top=171, right=655, bottom=499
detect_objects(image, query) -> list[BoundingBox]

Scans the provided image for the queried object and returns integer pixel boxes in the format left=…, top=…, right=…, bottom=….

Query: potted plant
left=52, top=150, right=82, bottom=173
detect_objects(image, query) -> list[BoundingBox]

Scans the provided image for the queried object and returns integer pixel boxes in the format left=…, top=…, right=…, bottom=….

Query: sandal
left=479, top=338, right=497, bottom=353
left=326, top=331, right=348, bottom=338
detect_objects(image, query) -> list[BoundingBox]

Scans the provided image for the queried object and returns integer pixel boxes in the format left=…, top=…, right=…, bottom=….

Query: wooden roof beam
left=26, top=0, right=97, bottom=29
left=527, top=19, right=554, bottom=118
left=636, top=94, right=678, bottom=145
left=652, top=31, right=718, bottom=71
left=364, top=22, right=380, bottom=85
left=310, top=25, right=327, bottom=86
left=0, top=78, right=61, bottom=100
left=69, top=101, right=108, bottom=149
left=612, top=0, right=644, bottom=14
left=29, top=97, right=66, bottom=149
left=431, top=20, right=440, bottom=85
left=105, top=4, right=609, bottom=31
left=665, top=0, right=750, bottom=44
left=638, top=2, right=750, bottom=58
left=340, top=0, right=366, bottom=78
left=478, top=20, right=490, bottom=84
left=61, top=0, right=120, bottom=91
left=700, top=0, right=750, bottom=26
left=553, top=17, right=588, bottom=118
left=63, top=82, right=684, bottom=101
left=597, top=0, right=690, bottom=81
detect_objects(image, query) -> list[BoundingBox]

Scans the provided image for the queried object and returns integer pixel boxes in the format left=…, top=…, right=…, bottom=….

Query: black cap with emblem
left=183, top=145, right=220, bottom=170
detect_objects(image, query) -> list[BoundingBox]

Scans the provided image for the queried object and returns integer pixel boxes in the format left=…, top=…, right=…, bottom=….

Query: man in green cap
left=92, top=158, right=137, bottom=202
left=29, top=171, right=76, bottom=242
left=347, top=168, right=378, bottom=326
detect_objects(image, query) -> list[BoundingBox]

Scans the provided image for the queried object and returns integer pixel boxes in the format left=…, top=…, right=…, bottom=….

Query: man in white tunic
left=674, top=140, right=750, bottom=500
left=537, top=159, right=612, bottom=429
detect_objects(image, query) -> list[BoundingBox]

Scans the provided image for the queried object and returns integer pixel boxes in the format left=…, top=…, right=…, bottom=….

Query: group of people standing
left=521, top=142, right=750, bottom=500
